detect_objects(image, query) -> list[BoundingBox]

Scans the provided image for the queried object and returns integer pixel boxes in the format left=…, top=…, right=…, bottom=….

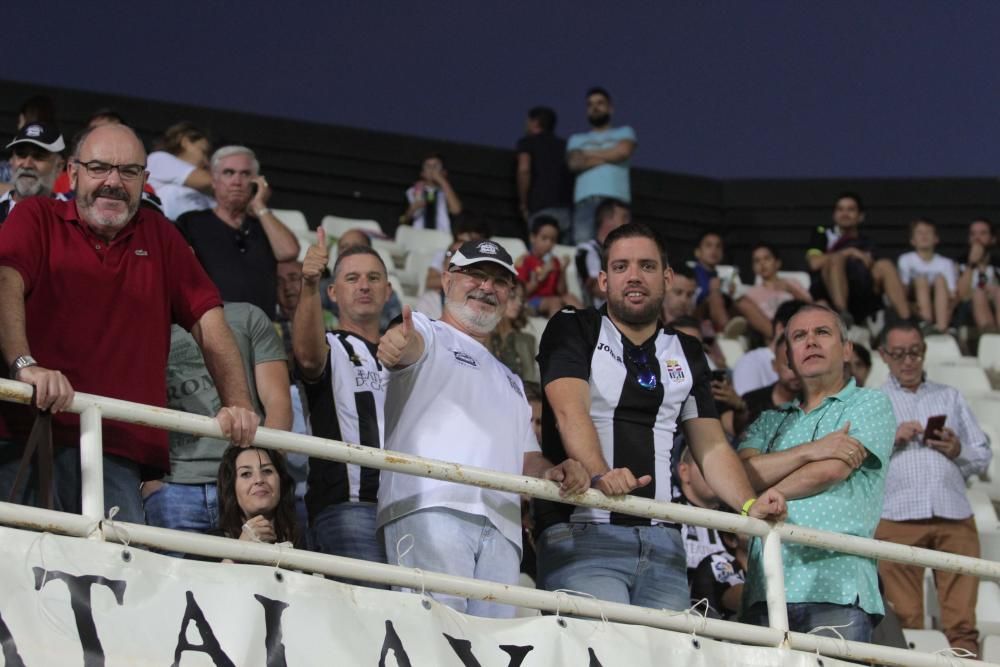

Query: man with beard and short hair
left=376, top=239, right=589, bottom=618
left=0, top=123, right=66, bottom=225
left=176, top=146, right=300, bottom=318
left=535, top=222, right=787, bottom=611
left=0, top=123, right=259, bottom=523
left=566, top=88, right=637, bottom=245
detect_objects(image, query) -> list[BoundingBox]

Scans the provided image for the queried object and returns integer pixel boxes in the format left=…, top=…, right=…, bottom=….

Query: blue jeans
left=312, top=502, right=386, bottom=587
left=536, top=522, right=689, bottom=611
left=143, top=482, right=218, bottom=533
left=0, top=439, right=144, bottom=524
left=381, top=507, right=520, bottom=618
left=572, top=196, right=605, bottom=245
left=744, top=601, right=875, bottom=643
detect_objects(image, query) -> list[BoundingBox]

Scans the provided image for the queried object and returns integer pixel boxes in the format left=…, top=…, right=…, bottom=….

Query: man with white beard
left=376, top=238, right=589, bottom=618
left=0, top=122, right=65, bottom=225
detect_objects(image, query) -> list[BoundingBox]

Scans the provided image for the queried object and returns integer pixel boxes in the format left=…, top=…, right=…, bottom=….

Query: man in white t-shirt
left=376, top=239, right=588, bottom=618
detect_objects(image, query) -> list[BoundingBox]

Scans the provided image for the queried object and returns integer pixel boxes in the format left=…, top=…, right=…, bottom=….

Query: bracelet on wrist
left=740, top=497, right=757, bottom=517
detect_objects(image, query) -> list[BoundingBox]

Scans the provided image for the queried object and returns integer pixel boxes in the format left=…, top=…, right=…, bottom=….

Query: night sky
left=8, top=1, right=1000, bottom=179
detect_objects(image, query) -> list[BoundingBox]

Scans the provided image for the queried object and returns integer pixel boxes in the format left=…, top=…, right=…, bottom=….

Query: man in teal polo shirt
left=737, top=303, right=894, bottom=641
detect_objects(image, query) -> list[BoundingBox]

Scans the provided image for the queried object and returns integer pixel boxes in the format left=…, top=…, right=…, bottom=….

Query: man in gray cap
left=0, top=122, right=66, bottom=224
left=376, top=238, right=588, bottom=618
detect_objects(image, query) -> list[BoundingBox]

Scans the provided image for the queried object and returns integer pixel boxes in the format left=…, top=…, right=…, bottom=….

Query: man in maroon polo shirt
left=0, top=124, right=259, bottom=524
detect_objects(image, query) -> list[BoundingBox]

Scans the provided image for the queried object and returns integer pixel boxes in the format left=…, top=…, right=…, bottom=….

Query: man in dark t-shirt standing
left=176, top=146, right=300, bottom=318
left=516, top=106, right=573, bottom=242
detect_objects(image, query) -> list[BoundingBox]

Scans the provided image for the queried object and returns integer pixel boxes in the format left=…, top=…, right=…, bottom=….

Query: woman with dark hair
left=216, top=446, right=299, bottom=546
left=487, top=281, right=539, bottom=383
left=147, top=121, right=215, bottom=220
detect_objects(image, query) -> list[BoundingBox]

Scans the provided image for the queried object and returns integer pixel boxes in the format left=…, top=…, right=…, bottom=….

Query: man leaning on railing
left=0, top=123, right=259, bottom=524
left=738, top=304, right=895, bottom=642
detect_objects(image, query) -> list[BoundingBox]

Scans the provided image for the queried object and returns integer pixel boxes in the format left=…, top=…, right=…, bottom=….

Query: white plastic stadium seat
left=491, top=236, right=528, bottom=262
left=925, top=364, right=992, bottom=395
left=979, top=334, right=1000, bottom=370
left=978, top=581, right=1000, bottom=637
left=967, top=488, right=999, bottom=531
left=271, top=208, right=310, bottom=237
left=400, top=249, right=439, bottom=295
left=320, top=215, right=384, bottom=240
left=924, top=335, right=962, bottom=364
left=564, top=257, right=584, bottom=304
left=982, top=634, right=1000, bottom=662
left=394, top=225, right=451, bottom=254
left=902, top=628, right=950, bottom=654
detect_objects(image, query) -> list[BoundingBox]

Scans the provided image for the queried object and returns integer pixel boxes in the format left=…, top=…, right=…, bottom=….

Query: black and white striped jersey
left=536, top=306, right=717, bottom=531
left=303, top=331, right=388, bottom=519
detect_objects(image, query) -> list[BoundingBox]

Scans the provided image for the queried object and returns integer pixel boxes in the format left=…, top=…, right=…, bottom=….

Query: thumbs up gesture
left=302, top=228, right=329, bottom=286
left=378, top=305, right=418, bottom=368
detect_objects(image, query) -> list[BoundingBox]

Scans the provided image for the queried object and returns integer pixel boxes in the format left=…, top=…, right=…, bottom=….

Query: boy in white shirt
left=897, top=218, right=957, bottom=334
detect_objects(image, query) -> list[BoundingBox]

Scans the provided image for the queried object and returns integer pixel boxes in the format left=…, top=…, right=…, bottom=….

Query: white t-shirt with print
left=897, top=251, right=957, bottom=293
left=377, top=312, right=539, bottom=552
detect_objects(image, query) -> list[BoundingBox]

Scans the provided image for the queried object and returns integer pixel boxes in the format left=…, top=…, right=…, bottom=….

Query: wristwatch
left=10, top=355, right=37, bottom=378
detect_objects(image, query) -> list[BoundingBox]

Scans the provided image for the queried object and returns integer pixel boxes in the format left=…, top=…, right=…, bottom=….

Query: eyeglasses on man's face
left=74, top=159, right=145, bottom=181
left=451, top=267, right=515, bottom=291
left=882, top=347, right=925, bottom=363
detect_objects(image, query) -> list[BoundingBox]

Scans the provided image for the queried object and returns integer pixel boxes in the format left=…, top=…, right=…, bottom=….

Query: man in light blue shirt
left=566, top=87, right=636, bottom=245
left=737, top=304, right=895, bottom=642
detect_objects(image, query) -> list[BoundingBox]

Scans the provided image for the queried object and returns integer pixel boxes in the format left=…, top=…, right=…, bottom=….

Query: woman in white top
left=897, top=218, right=957, bottom=334
left=146, top=122, right=215, bottom=220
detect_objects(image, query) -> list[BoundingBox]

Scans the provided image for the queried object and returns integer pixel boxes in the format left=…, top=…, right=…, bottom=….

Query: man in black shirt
left=806, top=192, right=909, bottom=325
left=516, top=106, right=573, bottom=242
left=736, top=333, right=801, bottom=439
left=176, top=146, right=300, bottom=318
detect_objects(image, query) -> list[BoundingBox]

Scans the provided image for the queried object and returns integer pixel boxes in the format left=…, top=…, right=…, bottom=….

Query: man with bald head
left=0, top=123, right=260, bottom=524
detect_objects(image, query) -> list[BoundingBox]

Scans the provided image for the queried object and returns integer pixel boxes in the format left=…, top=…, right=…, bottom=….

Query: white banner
left=0, top=526, right=854, bottom=666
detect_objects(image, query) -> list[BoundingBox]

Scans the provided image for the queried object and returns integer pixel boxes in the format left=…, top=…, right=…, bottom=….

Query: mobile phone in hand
left=250, top=182, right=259, bottom=198
left=923, top=415, right=946, bottom=443
left=711, top=369, right=730, bottom=383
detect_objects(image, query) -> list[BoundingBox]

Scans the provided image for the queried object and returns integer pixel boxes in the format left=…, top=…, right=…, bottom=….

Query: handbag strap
left=6, top=408, right=54, bottom=510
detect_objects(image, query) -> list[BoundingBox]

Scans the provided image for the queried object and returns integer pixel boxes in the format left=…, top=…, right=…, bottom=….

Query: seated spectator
left=732, top=299, right=806, bottom=396
left=955, top=218, right=1000, bottom=333
left=689, top=530, right=747, bottom=621
left=807, top=192, right=910, bottom=325
left=876, top=321, right=992, bottom=655
left=662, top=263, right=698, bottom=324
left=398, top=153, right=462, bottom=234
left=516, top=216, right=583, bottom=316
left=487, top=281, right=540, bottom=383
left=0, top=122, right=65, bottom=225
left=898, top=218, right=957, bottom=334
left=736, top=333, right=801, bottom=438
left=216, top=446, right=300, bottom=548
left=423, top=217, right=489, bottom=293
left=575, top=198, right=630, bottom=308
left=327, top=228, right=402, bottom=332
left=145, top=302, right=292, bottom=536
left=673, top=447, right=723, bottom=578
left=850, top=343, right=872, bottom=387
left=744, top=242, right=812, bottom=323
left=516, top=106, right=573, bottom=241
left=147, top=122, right=215, bottom=220
left=0, top=95, right=56, bottom=194
left=176, top=146, right=300, bottom=318
left=692, top=231, right=772, bottom=339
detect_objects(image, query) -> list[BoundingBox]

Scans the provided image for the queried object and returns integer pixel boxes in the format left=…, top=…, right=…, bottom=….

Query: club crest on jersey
left=452, top=350, right=479, bottom=368
left=665, top=359, right=685, bottom=382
